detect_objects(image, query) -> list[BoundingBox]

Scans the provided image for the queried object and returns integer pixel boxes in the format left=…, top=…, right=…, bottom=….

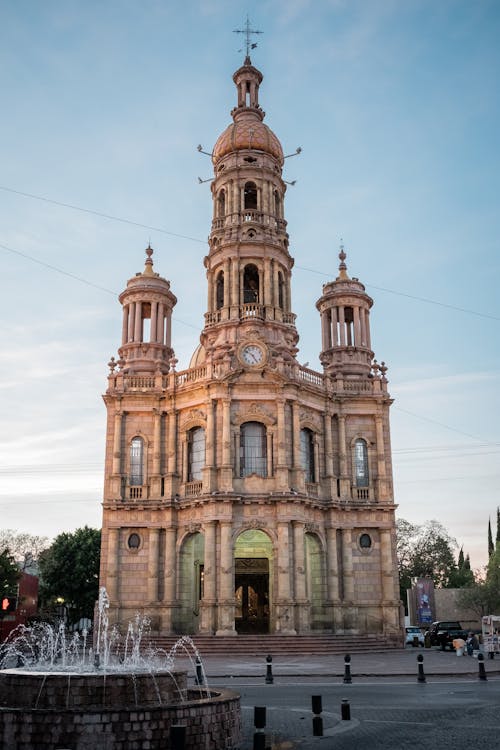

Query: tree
left=0, top=529, right=50, bottom=571
left=0, top=548, right=21, bottom=607
left=38, top=527, right=101, bottom=624
left=457, top=581, right=500, bottom=618
left=496, top=506, right=500, bottom=546
left=488, top=518, right=494, bottom=558
left=396, top=518, right=460, bottom=603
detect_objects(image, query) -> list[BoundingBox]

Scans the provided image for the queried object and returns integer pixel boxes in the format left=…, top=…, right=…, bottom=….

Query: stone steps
left=147, top=633, right=403, bottom=656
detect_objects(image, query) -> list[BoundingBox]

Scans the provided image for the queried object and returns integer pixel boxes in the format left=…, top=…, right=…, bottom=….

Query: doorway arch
left=234, top=529, right=273, bottom=634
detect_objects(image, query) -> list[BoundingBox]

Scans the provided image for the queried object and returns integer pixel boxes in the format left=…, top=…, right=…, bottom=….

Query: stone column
left=134, top=301, right=142, bottom=342
left=292, top=401, right=301, bottom=469
left=200, top=520, right=216, bottom=633
left=157, top=303, right=164, bottom=344
left=353, top=306, right=361, bottom=346
left=375, top=415, right=386, bottom=479
left=273, top=261, right=279, bottom=310
left=264, top=257, right=272, bottom=308
left=152, top=409, right=161, bottom=476
left=342, top=528, right=354, bottom=602
left=106, top=528, right=120, bottom=602
left=220, top=398, right=233, bottom=490
left=205, top=398, right=215, bottom=467
left=112, top=411, right=122, bottom=475
left=128, top=302, right=135, bottom=342
left=324, top=411, right=334, bottom=478
left=150, top=301, right=158, bottom=343
left=266, top=430, right=273, bottom=477
left=162, top=526, right=177, bottom=632
left=276, top=522, right=296, bottom=634
left=216, top=521, right=236, bottom=635
left=380, top=529, right=396, bottom=603
left=148, top=528, right=160, bottom=603
left=275, top=398, right=288, bottom=488
left=167, top=407, right=177, bottom=475
left=326, top=526, right=340, bottom=602
left=331, top=307, right=338, bottom=346
left=365, top=310, right=371, bottom=349
left=338, top=415, right=349, bottom=498
left=338, top=306, right=346, bottom=346
left=122, top=305, right=129, bottom=345
left=223, top=259, right=230, bottom=312
left=360, top=308, right=367, bottom=347
left=293, top=521, right=309, bottom=632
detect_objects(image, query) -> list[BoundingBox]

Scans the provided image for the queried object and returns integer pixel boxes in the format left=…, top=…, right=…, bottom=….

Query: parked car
left=405, top=626, right=425, bottom=646
left=425, top=621, right=468, bottom=650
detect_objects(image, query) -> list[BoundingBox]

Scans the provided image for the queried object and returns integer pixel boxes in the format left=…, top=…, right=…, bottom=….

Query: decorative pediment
left=233, top=402, right=276, bottom=426
left=180, top=409, right=206, bottom=430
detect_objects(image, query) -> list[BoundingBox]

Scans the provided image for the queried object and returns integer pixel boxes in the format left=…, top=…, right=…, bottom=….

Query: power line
left=1, top=183, right=499, bottom=322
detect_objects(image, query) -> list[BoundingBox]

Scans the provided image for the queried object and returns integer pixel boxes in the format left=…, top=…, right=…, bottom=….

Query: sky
left=1, top=0, right=499, bottom=573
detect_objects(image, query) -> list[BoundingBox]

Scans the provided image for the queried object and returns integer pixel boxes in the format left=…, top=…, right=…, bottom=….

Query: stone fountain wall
left=0, top=671, right=241, bottom=749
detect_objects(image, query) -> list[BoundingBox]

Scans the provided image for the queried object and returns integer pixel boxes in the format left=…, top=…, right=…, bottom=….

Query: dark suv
left=426, top=621, right=468, bottom=650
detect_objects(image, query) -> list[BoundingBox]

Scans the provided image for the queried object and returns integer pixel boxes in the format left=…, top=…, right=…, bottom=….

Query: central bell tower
left=196, top=56, right=299, bottom=369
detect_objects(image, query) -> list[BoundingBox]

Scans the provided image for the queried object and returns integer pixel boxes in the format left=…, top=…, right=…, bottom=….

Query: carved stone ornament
left=305, top=523, right=320, bottom=534
left=186, top=523, right=202, bottom=535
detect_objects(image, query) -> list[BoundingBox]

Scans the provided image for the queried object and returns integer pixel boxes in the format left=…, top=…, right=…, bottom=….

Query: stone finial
left=108, top=356, right=117, bottom=373
left=337, top=241, right=350, bottom=281
left=143, top=244, right=155, bottom=276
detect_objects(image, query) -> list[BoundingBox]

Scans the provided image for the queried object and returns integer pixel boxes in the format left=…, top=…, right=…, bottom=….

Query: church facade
left=98, top=56, right=401, bottom=638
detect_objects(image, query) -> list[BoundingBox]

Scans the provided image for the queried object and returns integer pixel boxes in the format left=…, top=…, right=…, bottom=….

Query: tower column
left=338, top=307, right=346, bottom=346
left=112, top=411, right=122, bottom=476
left=134, top=301, right=142, bottom=342
left=128, top=302, right=135, bottom=342
left=200, top=520, right=217, bottom=633
left=342, top=528, right=354, bottom=603
left=121, top=306, right=129, bottom=345
left=148, top=528, right=160, bottom=602
left=276, top=398, right=288, bottom=488
left=106, top=527, right=120, bottom=603
left=338, top=415, right=350, bottom=498
left=152, top=409, right=162, bottom=476
left=276, top=521, right=296, bottom=634
left=150, top=301, right=158, bottom=343
left=264, top=257, right=272, bottom=307
left=220, top=397, right=233, bottom=489
left=157, top=303, right=164, bottom=344
left=354, top=306, right=361, bottom=346
left=161, top=525, right=177, bottom=631
left=216, top=521, right=236, bottom=635
left=293, top=521, right=309, bottom=632
left=324, top=410, right=334, bottom=478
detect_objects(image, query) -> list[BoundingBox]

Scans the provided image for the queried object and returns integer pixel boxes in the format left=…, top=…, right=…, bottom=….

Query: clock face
left=241, top=344, right=264, bottom=366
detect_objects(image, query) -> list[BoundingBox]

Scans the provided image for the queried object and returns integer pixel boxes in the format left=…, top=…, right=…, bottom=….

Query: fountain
left=0, top=588, right=241, bottom=749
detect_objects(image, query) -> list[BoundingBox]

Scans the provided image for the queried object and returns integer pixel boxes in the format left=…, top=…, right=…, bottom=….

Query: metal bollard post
left=170, top=724, right=186, bottom=750
left=195, top=655, right=204, bottom=686
left=417, top=653, right=426, bottom=683
left=253, top=706, right=266, bottom=750
left=478, top=652, right=487, bottom=681
left=343, top=654, right=352, bottom=684
left=341, top=699, right=351, bottom=721
left=265, top=654, right=274, bottom=684
left=311, top=695, right=323, bottom=737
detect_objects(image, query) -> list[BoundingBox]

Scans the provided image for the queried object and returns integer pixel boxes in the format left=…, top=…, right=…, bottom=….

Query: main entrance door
left=235, top=558, right=269, bottom=633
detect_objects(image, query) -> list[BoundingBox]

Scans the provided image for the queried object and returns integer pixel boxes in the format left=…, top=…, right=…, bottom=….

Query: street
left=227, top=678, right=500, bottom=749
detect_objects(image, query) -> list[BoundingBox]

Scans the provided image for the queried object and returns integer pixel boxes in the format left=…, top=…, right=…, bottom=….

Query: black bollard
left=195, top=655, right=204, bottom=686
left=341, top=699, right=351, bottom=721
left=253, top=706, right=266, bottom=750
left=312, top=695, right=323, bottom=737
left=170, top=724, right=186, bottom=750
left=417, top=653, right=426, bottom=683
left=343, top=654, right=352, bottom=684
left=478, top=652, right=487, bottom=681
left=265, top=654, right=274, bottom=684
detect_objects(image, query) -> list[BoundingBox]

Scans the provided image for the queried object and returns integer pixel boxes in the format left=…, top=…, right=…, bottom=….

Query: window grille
left=240, top=422, right=267, bottom=477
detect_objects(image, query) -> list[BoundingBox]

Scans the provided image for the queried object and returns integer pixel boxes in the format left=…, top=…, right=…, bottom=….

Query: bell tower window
left=240, top=422, right=267, bottom=477
left=300, top=428, right=315, bottom=482
left=354, top=438, right=369, bottom=487
left=188, top=427, right=205, bottom=481
left=244, top=182, right=258, bottom=210
left=216, top=271, right=224, bottom=310
left=130, top=437, right=144, bottom=486
left=217, top=189, right=226, bottom=217
left=278, top=271, right=284, bottom=309
left=243, top=264, right=259, bottom=303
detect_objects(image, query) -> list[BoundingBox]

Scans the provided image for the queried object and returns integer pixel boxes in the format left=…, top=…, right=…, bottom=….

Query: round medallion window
left=127, top=533, right=141, bottom=550
left=359, top=533, right=372, bottom=549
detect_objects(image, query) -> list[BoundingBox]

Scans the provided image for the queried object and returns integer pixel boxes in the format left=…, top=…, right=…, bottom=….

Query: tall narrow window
left=130, top=437, right=144, bottom=486
left=300, top=428, right=315, bottom=482
left=244, top=182, right=258, bottom=210
left=354, top=439, right=369, bottom=487
left=216, top=271, right=224, bottom=310
left=240, top=422, right=267, bottom=477
left=217, top=189, right=226, bottom=217
left=188, top=427, right=205, bottom=481
left=278, top=271, right=284, bottom=309
left=243, top=264, right=259, bottom=303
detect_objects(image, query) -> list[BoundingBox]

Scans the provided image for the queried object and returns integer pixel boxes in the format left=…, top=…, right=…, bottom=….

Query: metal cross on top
left=233, top=15, right=263, bottom=57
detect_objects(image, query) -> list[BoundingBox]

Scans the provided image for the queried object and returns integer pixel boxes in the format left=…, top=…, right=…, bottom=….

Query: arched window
left=278, top=271, right=284, bottom=309
left=244, top=182, right=258, bottom=210
left=354, top=438, right=369, bottom=487
left=188, top=427, right=205, bottom=481
left=240, top=422, right=267, bottom=477
left=130, top=437, right=144, bottom=486
left=243, top=264, right=259, bottom=303
left=216, top=271, right=224, bottom=310
left=217, top=189, right=226, bottom=217
left=300, top=428, right=315, bottom=482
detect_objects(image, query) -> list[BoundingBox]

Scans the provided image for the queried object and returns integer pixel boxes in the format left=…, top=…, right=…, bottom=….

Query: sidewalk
left=179, top=647, right=500, bottom=680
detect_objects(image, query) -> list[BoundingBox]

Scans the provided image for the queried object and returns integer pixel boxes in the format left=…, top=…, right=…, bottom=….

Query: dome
left=213, top=119, right=284, bottom=165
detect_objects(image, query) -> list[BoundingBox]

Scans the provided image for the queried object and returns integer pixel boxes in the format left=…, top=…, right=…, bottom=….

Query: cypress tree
left=496, top=506, right=500, bottom=546
left=458, top=546, right=464, bottom=569
left=488, top=518, right=494, bottom=557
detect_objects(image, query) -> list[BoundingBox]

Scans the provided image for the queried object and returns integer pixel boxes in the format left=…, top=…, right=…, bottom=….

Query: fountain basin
left=0, top=670, right=241, bottom=749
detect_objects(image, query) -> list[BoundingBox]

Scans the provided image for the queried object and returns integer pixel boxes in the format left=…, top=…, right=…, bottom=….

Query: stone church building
left=99, top=55, right=401, bottom=638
